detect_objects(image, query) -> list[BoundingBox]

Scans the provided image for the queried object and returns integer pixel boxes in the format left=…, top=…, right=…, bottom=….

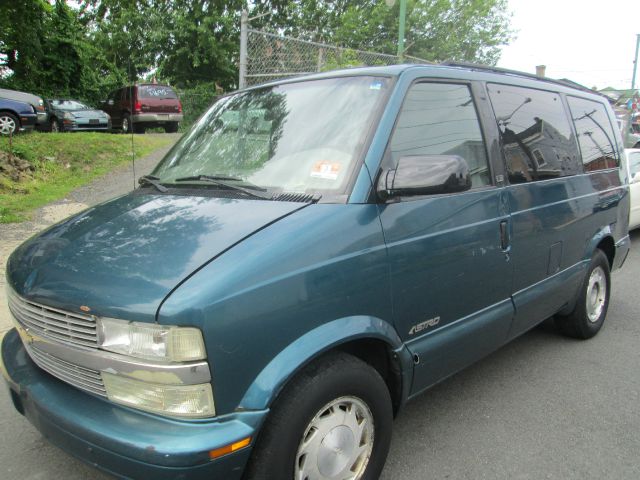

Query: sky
left=497, top=0, right=639, bottom=91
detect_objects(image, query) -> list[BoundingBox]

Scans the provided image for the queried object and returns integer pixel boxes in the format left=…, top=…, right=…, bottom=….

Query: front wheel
left=555, top=249, right=611, bottom=339
left=245, top=352, right=393, bottom=480
left=0, top=112, right=19, bottom=135
left=121, top=114, right=131, bottom=134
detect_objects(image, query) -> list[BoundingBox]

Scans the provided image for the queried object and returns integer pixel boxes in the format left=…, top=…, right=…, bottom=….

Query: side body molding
left=238, top=316, right=413, bottom=411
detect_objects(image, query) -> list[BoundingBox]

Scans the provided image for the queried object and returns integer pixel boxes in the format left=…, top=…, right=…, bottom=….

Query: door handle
left=499, top=220, right=510, bottom=251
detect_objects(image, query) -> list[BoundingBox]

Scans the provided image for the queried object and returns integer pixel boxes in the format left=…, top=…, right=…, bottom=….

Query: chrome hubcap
left=0, top=115, right=16, bottom=135
left=586, top=266, right=606, bottom=323
left=51, top=121, right=59, bottom=132
left=295, top=396, right=374, bottom=480
left=122, top=118, right=129, bottom=132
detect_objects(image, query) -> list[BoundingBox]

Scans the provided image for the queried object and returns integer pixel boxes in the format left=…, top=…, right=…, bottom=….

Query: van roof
left=247, top=62, right=608, bottom=100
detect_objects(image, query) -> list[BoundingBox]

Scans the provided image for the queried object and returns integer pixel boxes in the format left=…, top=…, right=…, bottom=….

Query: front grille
left=27, top=345, right=107, bottom=397
left=7, top=289, right=98, bottom=349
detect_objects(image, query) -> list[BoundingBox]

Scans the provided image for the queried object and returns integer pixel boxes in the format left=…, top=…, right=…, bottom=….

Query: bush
left=177, top=82, right=220, bottom=128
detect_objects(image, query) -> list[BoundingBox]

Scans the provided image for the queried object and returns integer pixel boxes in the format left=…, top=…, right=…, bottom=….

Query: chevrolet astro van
left=1, top=64, right=630, bottom=479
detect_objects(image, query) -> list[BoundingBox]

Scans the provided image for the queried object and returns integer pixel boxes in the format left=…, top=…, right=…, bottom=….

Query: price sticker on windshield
left=310, top=161, right=341, bottom=180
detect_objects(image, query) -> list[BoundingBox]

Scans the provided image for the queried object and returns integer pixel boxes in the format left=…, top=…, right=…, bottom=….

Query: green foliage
left=0, top=0, right=514, bottom=114
left=178, top=82, right=221, bottom=127
left=0, top=132, right=172, bottom=223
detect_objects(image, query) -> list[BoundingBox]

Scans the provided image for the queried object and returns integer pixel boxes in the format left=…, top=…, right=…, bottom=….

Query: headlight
left=63, top=112, right=74, bottom=120
left=97, top=317, right=206, bottom=362
left=102, top=372, right=215, bottom=418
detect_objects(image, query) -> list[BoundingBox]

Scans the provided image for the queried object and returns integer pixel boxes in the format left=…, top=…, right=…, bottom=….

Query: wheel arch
left=0, top=109, right=20, bottom=126
left=585, top=226, right=615, bottom=269
left=238, top=316, right=413, bottom=416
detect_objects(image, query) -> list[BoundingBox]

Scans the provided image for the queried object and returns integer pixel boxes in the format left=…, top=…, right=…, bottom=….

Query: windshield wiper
left=138, top=175, right=168, bottom=193
left=173, top=175, right=271, bottom=200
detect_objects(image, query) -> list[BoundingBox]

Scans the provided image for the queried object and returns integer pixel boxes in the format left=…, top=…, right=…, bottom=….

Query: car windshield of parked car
left=139, top=85, right=178, bottom=99
left=152, top=76, right=390, bottom=196
left=51, top=100, right=90, bottom=111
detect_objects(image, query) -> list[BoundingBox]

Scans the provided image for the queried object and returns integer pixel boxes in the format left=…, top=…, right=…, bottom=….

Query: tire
left=0, top=112, right=19, bottom=135
left=122, top=114, right=132, bottom=134
left=164, top=122, right=179, bottom=133
left=245, top=352, right=393, bottom=480
left=555, top=249, right=611, bottom=339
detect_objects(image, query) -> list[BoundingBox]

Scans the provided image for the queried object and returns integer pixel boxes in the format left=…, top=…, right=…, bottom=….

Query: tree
left=156, top=0, right=244, bottom=90
left=251, top=0, right=513, bottom=65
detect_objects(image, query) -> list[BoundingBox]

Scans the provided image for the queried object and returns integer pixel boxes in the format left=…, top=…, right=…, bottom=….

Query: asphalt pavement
left=1, top=225, right=639, bottom=479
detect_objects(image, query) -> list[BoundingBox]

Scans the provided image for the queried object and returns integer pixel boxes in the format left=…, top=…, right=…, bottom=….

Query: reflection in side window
left=487, top=84, right=581, bottom=183
left=389, top=83, right=490, bottom=188
left=567, top=96, right=619, bottom=172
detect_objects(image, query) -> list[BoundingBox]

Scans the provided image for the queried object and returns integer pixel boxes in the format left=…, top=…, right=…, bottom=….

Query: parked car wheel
left=164, top=122, right=179, bottom=133
left=555, top=249, right=610, bottom=339
left=245, top=352, right=393, bottom=480
left=0, top=111, right=19, bottom=135
left=122, top=114, right=132, bottom=134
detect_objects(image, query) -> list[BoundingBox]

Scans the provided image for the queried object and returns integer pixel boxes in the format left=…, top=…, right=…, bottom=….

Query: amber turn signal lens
left=208, top=437, right=252, bottom=460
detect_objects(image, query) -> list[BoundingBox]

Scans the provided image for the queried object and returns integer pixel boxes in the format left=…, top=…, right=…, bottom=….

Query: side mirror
left=377, top=155, right=472, bottom=199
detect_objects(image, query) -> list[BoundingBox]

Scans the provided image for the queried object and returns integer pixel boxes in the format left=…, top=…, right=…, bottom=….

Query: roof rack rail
left=439, top=61, right=606, bottom=99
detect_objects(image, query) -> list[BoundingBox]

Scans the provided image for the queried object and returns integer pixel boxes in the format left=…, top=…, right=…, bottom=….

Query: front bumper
left=62, top=121, right=111, bottom=132
left=1, top=329, right=264, bottom=480
left=35, top=112, right=48, bottom=125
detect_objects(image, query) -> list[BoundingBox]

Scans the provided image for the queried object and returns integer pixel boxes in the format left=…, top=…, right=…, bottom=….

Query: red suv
left=102, top=84, right=183, bottom=133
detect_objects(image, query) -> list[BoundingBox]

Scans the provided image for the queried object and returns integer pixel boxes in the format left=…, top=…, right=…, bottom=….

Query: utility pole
left=397, top=0, right=407, bottom=61
left=239, top=10, right=248, bottom=90
left=633, top=34, right=640, bottom=90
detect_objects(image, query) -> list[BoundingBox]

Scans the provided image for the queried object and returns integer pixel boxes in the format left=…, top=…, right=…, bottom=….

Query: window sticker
left=310, top=161, right=341, bottom=180
left=370, top=80, right=384, bottom=90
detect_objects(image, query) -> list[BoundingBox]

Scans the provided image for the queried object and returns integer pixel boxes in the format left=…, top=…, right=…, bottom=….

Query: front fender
left=238, top=316, right=413, bottom=411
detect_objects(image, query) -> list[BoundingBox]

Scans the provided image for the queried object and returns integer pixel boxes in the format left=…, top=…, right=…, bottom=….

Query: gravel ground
left=0, top=133, right=180, bottom=334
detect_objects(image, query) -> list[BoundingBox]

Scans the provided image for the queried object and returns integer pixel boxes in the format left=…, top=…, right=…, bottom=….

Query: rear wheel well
left=335, top=338, right=403, bottom=416
left=596, top=236, right=615, bottom=269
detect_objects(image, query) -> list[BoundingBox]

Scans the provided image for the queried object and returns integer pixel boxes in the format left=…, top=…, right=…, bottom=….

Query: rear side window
left=389, top=82, right=490, bottom=188
left=487, top=84, right=581, bottom=183
left=139, top=85, right=178, bottom=99
left=566, top=96, right=619, bottom=171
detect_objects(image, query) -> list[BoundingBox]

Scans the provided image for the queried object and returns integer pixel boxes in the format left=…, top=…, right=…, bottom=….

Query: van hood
left=6, top=194, right=307, bottom=322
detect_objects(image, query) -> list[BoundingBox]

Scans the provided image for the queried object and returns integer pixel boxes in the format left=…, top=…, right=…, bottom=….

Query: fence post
left=239, top=9, right=248, bottom=89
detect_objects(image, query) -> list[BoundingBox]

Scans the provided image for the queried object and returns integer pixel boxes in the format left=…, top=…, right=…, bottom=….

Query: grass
left=0, top=132, right=174, bottom=223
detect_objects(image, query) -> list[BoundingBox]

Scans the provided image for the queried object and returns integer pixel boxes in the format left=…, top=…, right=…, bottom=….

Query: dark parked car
left=1, top=64, right=630, bottom=479
left=0, top=88, right=47, bottom=127
left=45, top=99, right=111, bottom=132
left=0, top=98, right=37, bottom=135
left=102, top=84, right=183, bottom=134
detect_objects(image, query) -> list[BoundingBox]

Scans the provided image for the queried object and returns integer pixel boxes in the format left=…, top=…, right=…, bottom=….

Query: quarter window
left=487, top=84, right=581, bottom=183
left=567, top=96, right=619, bottom=172
left=389, top=82, right=490, bottom=188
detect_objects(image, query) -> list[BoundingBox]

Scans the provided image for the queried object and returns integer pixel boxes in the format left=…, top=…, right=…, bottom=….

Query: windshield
left=50, top=100, right=89, bottom=110
left=152, top=76, right=390, bottom=197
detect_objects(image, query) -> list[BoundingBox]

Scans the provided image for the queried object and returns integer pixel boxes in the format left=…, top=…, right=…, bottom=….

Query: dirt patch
left=0, top=151, right=35, bottom=184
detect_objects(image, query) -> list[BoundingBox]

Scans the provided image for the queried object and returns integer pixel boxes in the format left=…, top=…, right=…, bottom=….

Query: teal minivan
left=1, top=64, right=630, bottom=479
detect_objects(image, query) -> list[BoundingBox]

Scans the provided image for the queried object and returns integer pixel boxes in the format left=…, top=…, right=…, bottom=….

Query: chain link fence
left=244, top=29, right=428, bottom=87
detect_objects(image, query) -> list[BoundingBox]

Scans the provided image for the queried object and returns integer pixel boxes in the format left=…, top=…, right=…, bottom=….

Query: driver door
left=377, top=80, right=514, bottom=394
